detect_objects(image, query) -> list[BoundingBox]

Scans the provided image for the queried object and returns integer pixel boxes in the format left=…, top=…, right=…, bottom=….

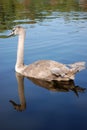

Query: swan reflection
left=10, top=73, right=86, bottom=112
left=10, top=73, right=26, bottom=111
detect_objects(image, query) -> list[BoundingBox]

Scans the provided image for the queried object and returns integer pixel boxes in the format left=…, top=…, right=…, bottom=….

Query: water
left=0, top=0, right=87, bottom=130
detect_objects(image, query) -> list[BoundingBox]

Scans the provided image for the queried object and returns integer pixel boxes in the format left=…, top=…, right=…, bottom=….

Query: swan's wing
left=51, top=68, right=66, bottom=77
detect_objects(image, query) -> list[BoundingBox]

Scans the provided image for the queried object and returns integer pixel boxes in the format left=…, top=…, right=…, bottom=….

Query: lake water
left=0, top=0, right=87, bottom=130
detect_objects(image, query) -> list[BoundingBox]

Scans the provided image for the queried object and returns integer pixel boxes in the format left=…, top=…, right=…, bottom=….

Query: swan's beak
left=8, top=31, right=14, bottom=37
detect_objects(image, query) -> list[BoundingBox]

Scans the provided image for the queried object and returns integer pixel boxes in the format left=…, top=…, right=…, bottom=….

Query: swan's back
left=22, top=60, right=72, bottom=81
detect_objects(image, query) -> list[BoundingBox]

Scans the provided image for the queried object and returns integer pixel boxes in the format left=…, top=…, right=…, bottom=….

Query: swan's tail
left=68, top=62, right=86, bottom=73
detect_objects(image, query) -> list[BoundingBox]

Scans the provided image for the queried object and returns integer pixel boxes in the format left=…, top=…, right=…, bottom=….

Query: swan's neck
left=15, top=31, right=25, bottom=72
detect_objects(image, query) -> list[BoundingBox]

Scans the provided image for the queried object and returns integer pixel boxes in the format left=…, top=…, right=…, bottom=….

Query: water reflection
left=79, top=0, right=87, bottom=11
left=10, top=72, right=86, bottom=112
left=10, top=73, right=26, bottom=112
left=0, top=0, right=87, bottom=32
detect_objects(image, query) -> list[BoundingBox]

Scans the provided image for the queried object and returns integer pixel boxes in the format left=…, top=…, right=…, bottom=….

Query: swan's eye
left=12, top=28, right=16, bottom=32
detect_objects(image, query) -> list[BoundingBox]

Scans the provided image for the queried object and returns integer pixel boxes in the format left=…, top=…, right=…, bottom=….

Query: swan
left=9, top=26, right=86, bottom=81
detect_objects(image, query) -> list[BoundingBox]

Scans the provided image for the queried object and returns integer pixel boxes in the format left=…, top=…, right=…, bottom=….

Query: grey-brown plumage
left=22, top=60, right=85, bottom=81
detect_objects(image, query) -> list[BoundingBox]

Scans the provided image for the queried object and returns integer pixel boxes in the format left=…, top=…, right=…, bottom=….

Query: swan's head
left=9, top=26, right=25, bottom=37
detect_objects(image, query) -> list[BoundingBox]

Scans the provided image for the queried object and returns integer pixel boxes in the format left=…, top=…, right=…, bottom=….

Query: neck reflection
left=9, top=73, right=86, bottom=112
left=10, top=73, right=26, bottom=112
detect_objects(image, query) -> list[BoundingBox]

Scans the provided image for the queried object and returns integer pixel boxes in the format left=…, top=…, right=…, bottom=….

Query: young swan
left=9, top=26, right=86, bottom=81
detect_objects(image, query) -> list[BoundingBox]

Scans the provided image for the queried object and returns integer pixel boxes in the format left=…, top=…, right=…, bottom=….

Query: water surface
left=0, top=0, right=87, bottom=130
